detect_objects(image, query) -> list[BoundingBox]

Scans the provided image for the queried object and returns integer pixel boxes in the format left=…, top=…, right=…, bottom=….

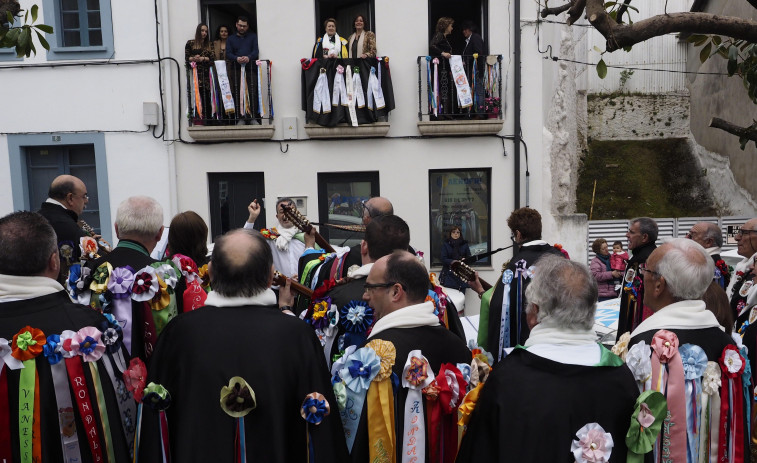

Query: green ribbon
left=626, top=390, right=668, bottom=463
left=115, top=240, right=151, bottom=257
left=16, top=331, right=36, bottom=351
left=476, top=286, right=494, bottom=350
left=18, top=359, right=36, bottom=463
left=89, top=362, right=116, bottom=463
left=597, top=345, right=625, bottom=367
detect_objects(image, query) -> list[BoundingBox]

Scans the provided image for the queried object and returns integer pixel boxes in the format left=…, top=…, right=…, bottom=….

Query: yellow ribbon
left=365, top=340, right=396, bottom=463
left=149, top=276, right=170, bottom=311
left=457, top=383, right=484, bottom=429
left=89, top=262, right=113, bottom=294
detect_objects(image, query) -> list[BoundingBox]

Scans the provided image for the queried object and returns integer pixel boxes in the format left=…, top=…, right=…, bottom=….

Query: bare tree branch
left=567, top=0, right=587, bottom=25
left=541, top=1, right=574, bottom=18
left=615, top=0, right=633, bottom=25
left=710, top=117, right=757, bottom=142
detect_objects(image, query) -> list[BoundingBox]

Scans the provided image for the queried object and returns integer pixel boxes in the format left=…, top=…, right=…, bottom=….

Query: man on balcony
left=461, top=21, right=486, bottom=119
left=226, top=16, right=259, bottom=124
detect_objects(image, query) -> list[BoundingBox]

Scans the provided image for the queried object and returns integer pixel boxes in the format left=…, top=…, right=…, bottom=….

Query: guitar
left=273, top=271, right=313, bottom=298
left=450, top=260, right=492, bottom=291
left=280, top=204, right=336, bottom=254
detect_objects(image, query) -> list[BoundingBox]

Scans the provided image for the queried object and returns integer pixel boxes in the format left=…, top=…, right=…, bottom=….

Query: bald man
left=37, top=174, right=93, bottom=282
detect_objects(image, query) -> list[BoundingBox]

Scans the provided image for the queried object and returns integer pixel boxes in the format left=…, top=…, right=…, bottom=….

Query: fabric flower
left=720, top=345, right=745, bottom=378
left=332, top=380, right=347, bottom=410
left=43, top=334, right=64, bottom=365
left=702, top=361, right=721, bottom=394
left=131, top=266, right=159, bottom=302
left=59, top=242, right=74, bottom=263
left=58, top=330, right=78, bottom=358
left=148, top=276, right=171, bottom=311
left=436, top=363, right=467, bottom=414
left=403, top=356, right=429, bottom=388
left=301, top=392, right=330, bottom=425
left=612, top=332, right=631, bottom=361
left=365, top=339, right=396, bottom=382
left=69, top=327, right=105, bottom=362
left=108, top=266, right=135, bottom=299
left=98, top=313, right=123, bottom=353
left=468, top=340, right=494, bottom=366
left=11, top=326, right=46, bottom=361
left=339, top=347, right=380, bottom=393
left=68, top=264, right=82, bottom=297
left=340, top=300, right=374, bottom=334
left=457, top=363, right=472, bottom=385
left=469, top=357, right=491, bottom=387
left=220, top=376, right=256, bottom=418
left=422, top=381, right=440, bottom=400
left=572, top=422, right=613, bottom=462
left=501, top=269, right=513, bottom=285
left=172, top=254, right=199, bottom=282
left=625, top=390, right=667, bottom=456
left=154, top=262, right=179, bottom=289
left=198, top=264, right=211, bottom=289
left=310, top=298, right=331, bottom=330
left=679, top=344, right=708, bottom=380
left=80, top=236, right=98, bottom=259
left=651, top=330, right=679, bottom=363
left=75, top=266, right=92, bottom=293
left=123, top=358, right=148, bottom=403
left=0, top=338, right=24, bottom=370
left=331, top=345, right=357, bottom=377
left=143, top=382, right=171, bottom=411
left=89, top=262, right=112, bottom=294
left=626, top=341, right=652, bottom=383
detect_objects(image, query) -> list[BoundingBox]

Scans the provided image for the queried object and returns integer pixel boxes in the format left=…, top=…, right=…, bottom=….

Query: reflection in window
left=317, top=171, right=379, bottom=247
left=59, top=0, right=102, bottom=47
left=429, top=168, right=491, bottom=267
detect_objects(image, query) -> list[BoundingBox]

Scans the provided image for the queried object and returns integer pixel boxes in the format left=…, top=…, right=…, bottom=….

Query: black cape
left=38, top=202, right=89, bottom=283
left=456, top=348, right=639, bottom=462
left=617, top=242, right=657, bottom=336
left=0, top=290, right=132, bottom=463
left=139, top=303, right=349, bottom=462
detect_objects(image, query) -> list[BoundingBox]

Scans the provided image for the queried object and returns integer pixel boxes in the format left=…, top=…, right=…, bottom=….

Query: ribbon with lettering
left=332, top=65, right=348, bottom=106
left=190, top=62, right=203, bottom=119
left=0, top=336, right=25, bottom=462
left=220, top=377, right=256, bottom=463
left=65, top=355, right=104, bottom=462
left=718, top=345, right=745, bottom=463
left=345, top=66, right=358, bottom=126
left=11, top=326, right=45, bottom=463
left=498, top=269, right=513, bottom=361
left=337, top=346, right=380, bottom=452
left=214, top=60, right=236, bottom=115
left=401, top=350, right=433, bottom=463
left=448, top=55, right=472, bottom=108
left=365, top=340, right=396, bottom=463
left=366, top=67, right=385, bottom=110
left=679, top=343, right=708, bottom=463
left=650, top=330, right=687, bottom=463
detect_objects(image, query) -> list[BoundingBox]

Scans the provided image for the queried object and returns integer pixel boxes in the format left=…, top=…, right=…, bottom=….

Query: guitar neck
left=273, top=274, right=313, bottom=298
left=313, top=233, right=336, bottom=254
left=479, top=278, right=493, bottom=292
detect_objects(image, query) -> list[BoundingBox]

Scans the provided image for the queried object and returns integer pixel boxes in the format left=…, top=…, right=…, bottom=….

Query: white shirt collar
left=45, top=198, right=67, bottom=209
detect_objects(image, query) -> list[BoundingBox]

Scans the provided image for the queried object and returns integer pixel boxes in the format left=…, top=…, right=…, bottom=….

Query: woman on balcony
left=312, top=18, right=348, bottom=58
left=347, top=15, right=376, bottom=59
left=212, top=24, right=229, bottom=61
left=185, top=23, right=215, bottom=125
left=430, top=17, right=454, bottom=118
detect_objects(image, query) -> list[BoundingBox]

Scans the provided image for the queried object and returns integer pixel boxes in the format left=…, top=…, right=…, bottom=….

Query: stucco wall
left=587, top=94, right=690, bottom=140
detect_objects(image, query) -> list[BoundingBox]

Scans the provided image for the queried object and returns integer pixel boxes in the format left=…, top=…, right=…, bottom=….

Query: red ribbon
left=182, top=279, right=207, bottom=312
left=65, top=356, right=104, bottom=462
left=425, top=397, right=442, bottom=463
left=0, top=365, right=11, bottom=461
left=718, top=345, right=745, bottom=463
left=301, top=58, right=318, bottom=70
left=142, top=301, right=158, bottom=360
left=159, top=410, right=171, bottom=463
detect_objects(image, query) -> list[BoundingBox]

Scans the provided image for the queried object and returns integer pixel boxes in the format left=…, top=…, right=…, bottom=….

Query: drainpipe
left=160, top=0, right=178, bottom=216
left=513, top=0, right=522, bottom=209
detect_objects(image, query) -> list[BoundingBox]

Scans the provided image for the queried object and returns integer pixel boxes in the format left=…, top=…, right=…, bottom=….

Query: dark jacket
left=38, top=201, right=88, bottom=282
left=226, top=32, right=259, bottom=61
left=617, top=241, right=657, bottom=336
left=440, top=238, right=471, bottom=291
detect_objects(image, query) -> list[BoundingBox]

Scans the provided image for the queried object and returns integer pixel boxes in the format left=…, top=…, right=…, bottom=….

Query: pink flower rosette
left=172, top=254, right=199, bottom=283
left=107, top=266, right=135, bottom=299
left=123, top=357, right=148, bottom=403
left=571, top=422, right=613, bottom=462
left=69, top=326, right=106, bottom=362
left=651, top=330, right=679, bottom=362
left=131, top=265, right=159, bottom=302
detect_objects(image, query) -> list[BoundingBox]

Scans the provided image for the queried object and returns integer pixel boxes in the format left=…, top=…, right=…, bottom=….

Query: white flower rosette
left=626, top=341, right=652, bottom=391
left=571, top=422, right=613, bottom=462
left=154, top=263, right=179, bottom=290
left=612, top=332, right=631, bottom=361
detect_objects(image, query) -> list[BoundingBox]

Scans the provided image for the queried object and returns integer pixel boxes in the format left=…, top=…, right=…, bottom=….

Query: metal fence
left=586, top=216, right=750, bottom=264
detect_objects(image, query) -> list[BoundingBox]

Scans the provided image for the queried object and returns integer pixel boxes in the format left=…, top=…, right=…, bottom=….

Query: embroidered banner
left=449, top=55, right=473, bottom=109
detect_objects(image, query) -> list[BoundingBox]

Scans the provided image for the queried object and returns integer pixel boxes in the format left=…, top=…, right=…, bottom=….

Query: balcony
left=416, top=54, right=504, bottom=136
left=186, top=60, right=275, bottom=141
left=301, top=57, right=394, bottom=139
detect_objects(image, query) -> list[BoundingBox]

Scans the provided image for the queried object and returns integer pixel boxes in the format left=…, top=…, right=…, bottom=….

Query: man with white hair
left=457, top=255, right=638, bottom=462
left=726, top=218, right=757, bottom=331
left=686, top=221, right=730, bottom=288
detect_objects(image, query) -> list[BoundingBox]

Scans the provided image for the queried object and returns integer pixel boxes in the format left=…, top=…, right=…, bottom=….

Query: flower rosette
left=456, top=363, right=472, bottom=386
left=625, top=390, right=668, bottom=462
left=148, top=273, right=171, bottom=311
left=260, top=227, right=279, bottom=240
left=572, top=423, right=613, bottom=463
left=58, top=330, right=78, bottom=359
left=107, top=266, right=135, bottom=299
left=400, top=351, right=435, bottom=463
left=80, top=236, right=98, bottom=259
left=402, top=353, right=432, bottom=390
left=143, top=382, right=171, bottom=411
left=468, top=340, right=495, bottom=366
left=469, top=356, right=491, bottom=387
left=123, top=358, right=148, bottom=403
left=625, top=341, right=651, bottom=383
left=612, top=332, right=631, bottom=361
left=69, top=326, right=106, bottom=362
left=131, top=265, right=159, bottom=302
left=651, top=330, right=679, bottom=361
left=11, top=326, right=46, bottom=362
left=89, top=262, right=113, bottom=294
left=98, top=313, right=123, bottom=354
left=198, top=263, right=211, bottom=290
left=501, top=269, right=513, bottom=285
left=337, top=346, right=380, bottom=452
left=719, top=345, right=745, bottom=378
left=309, top=297, right=332, bottom=330
left=171, top=253, right=199, bottom=283
left=42, top=334, right=64, bottom=365
left=68, top=263, right=82, bottom=298
left=330, top=345, right=357, bottom=377
left=340, top=300, right=374, bottom=334
left=702, top=361, right=721, bottom=395
left=0, top=337, right=24, bottom=370
left=301, top=392, right=330, bottom=425
left=332, top=379, right=347, bottom=410
left=220, top=376, right=257, bottom=418
left=436, top=363, right=467, bottom=414
left=679, top=344, right=708, bottom=381
left=59, top=242, right=74, bottom=264
left=154, top=262, right=179, bottom=290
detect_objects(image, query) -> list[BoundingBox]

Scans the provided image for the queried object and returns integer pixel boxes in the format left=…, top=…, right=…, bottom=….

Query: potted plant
left=484, top=97, right=501, bottom=119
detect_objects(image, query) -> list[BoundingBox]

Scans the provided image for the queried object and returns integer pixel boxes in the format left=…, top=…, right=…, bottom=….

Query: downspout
left=513, top=0, right=522, bottom=209
left=159, top=0, right=178, bottom=216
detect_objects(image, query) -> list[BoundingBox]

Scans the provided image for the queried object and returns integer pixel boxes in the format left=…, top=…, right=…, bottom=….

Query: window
left=428, top=168, right=491, bottom=267
left=315, top=0, right=375, bottom=38
left=42, top=0, right=114, bottom=60
left=317, top=171, right=379, bottom=248
left=208, top=172, right=266, bottom=238
left=7, top=133, right=112, bottom=243
left=201, top=0, right=258, bottom=43
left=428, top=0, right=489, bottom=54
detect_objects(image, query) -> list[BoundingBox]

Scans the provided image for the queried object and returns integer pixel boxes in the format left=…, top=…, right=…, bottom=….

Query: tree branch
left=615, top=0, right=633, bottom=25
left=710, top=117, right=757, bottom=142
left=541, top=1, right=574, bottom=18
left=567, top=0, right=587, bottom=25
left=0, top=0, right=21, bottom=25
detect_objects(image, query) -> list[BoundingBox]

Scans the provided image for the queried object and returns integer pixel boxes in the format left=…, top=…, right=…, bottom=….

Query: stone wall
left=587, top=94, right=690, bottom=140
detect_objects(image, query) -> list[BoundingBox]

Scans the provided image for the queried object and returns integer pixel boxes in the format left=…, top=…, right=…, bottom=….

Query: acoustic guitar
left=450, top=260, right=492, bottom=291
left=280, top=204, right=336, bottom=254
left=273, top=271, right=313, bottom=298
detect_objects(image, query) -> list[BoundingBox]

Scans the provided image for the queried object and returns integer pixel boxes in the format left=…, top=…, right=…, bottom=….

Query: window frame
left=316, top=171, right=380, bottom=245
left=42, top=0, right=114, bottom=60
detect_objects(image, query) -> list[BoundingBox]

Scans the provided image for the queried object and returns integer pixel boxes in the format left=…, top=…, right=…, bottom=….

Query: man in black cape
left=458, top=255, right=638, bottom=462
left=139, top=229, right=348, bottom=462
left=617, top=217, right=658, bottom=337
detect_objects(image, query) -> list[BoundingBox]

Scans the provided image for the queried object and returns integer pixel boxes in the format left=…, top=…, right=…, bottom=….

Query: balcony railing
left=416, top=54, right=503, bottom=122
left=301, top=57, right=395, bottom=128
left=186, top=60, right=274, bottom=128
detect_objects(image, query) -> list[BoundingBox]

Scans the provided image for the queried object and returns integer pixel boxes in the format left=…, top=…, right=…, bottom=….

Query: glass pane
left=87, top=12, right=100, bottom=28
left=68, top=146, right=95, bottom=166
left=27, top=148, right=61, bottom=167
left=63, top=30, right=81, bottom=47
left=61, top=0, right=78, bottom=11
left=86, top=0, right=100, bottom=11
left=324, top=181, right=371, bottom=247
left=429, top=169, right=491, bottom=267
left=62, top=12, right=79, bottom=29
left=88, top=30, right=102, bottom=46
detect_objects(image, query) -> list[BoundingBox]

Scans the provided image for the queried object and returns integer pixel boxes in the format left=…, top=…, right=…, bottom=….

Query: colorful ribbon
left=650, top=330, right=687, bottom=463
left=191, top=62, right=203, bottom=119
left=401, top=350, right=433, bottom=463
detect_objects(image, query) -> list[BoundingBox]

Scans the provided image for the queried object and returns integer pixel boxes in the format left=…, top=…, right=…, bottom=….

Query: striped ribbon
left=89, top=362, right=116, bottom=463
left=191, top=62, right=203, bottom=119
left=209, top=67, right=218, bottom=119
left=158, top=410, right=171, bottom=463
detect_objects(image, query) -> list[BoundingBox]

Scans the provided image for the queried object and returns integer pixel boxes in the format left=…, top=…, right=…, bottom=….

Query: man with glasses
left=726, top=218, right=757, bottom=331
left=686, top=221, right=730, bottom=288
left=37, top=174, right=96, bottom=283
left=617, top=217, right=658, bottom=338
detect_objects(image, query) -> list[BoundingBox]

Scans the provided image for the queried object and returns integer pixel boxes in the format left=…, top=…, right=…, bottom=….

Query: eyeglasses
left=736, top=229, right=757, bottom=238
left=639, top=267, right=662, bottom=278
left=363, top=281, right=402, bottom=292
left=71, top=192, right=88, bottom=200
left=361, top=199, right=377, bottom=218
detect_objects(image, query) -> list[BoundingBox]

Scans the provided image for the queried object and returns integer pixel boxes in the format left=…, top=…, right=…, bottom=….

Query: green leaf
left=609, top=10, right=617, bottom=20
left=6, top=11, right=13, bottom=24
left=18, top=26, right=31, bottom=50
left=623, top=45, right=633, bottom=52
left=24, top=9, right=28, bottom=23
left=688, top=35, right=709, bottom=47
left=700, top=42, right=712, bottom=64
left=35, top=24, right=53, bottom=34
left=31, top=5, right=38, bottom=23
left=717, top=46, right=729, bottom=59
left=596, top=59, right=607, bottom=79
left=35, top=30, right=49, bottom=50
left=625, top=4, right=639, bottom=12
left=712, top=36, right=721, bottom=46
left=728, top=57, right=738, bottom=76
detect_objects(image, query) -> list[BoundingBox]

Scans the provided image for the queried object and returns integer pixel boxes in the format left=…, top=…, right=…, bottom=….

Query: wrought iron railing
left=416, top=54, right=503, bottom=121
left=186, top=59, right=274, bottom=126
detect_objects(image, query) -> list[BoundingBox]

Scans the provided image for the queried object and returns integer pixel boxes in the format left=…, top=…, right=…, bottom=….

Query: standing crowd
left=2, top=174, right=757, bottom=462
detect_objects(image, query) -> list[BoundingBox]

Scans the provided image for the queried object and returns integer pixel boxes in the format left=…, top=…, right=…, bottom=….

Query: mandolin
left=450, top=260, right=492, bottom=291
left=78, top=219, right=113, bottom=253
left=280, top=204, right=336, bottom=253
left=273, top=271, right=313, bottom=298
